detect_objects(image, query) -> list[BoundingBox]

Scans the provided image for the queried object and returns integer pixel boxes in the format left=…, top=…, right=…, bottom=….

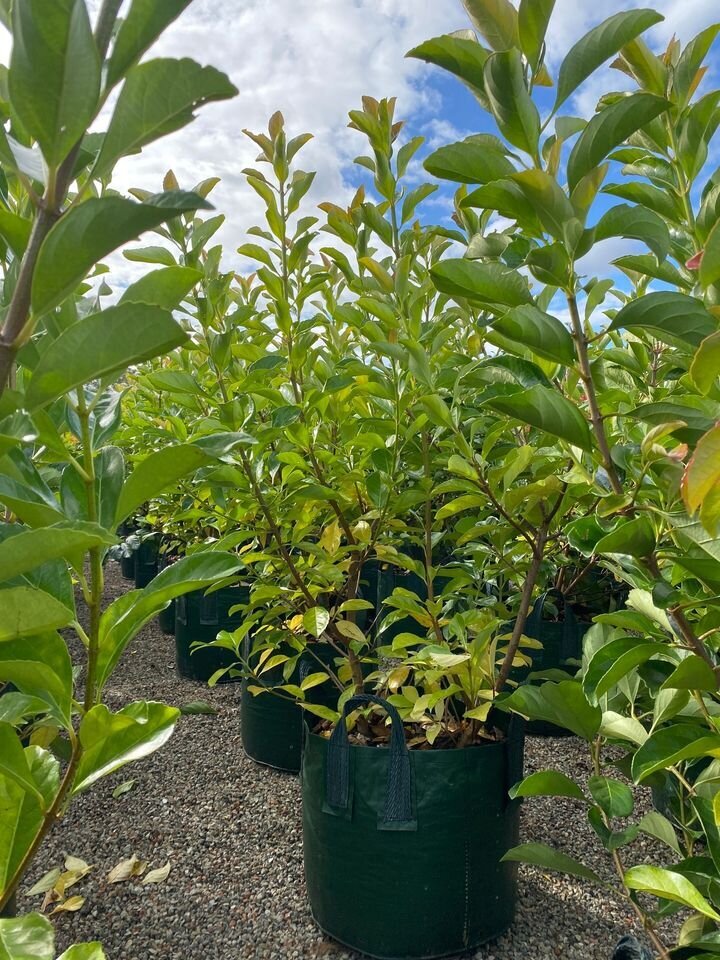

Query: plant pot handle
left=325, top=693, right=414, bottom=828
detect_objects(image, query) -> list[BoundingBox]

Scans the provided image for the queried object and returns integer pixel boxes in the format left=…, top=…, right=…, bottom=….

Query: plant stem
left=494, top=532, right=546, bottom=693
left=566, top=293, right=623, bottom=495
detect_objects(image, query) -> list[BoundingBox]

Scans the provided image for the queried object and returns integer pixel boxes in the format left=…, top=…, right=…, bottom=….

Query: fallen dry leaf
left=107, top=854, right=147, bottom=884
left=27, top=868, right=61, bottom=896
left=51, top=895, right=85, bottom=914
left=141, top=862, right=171, bottom=885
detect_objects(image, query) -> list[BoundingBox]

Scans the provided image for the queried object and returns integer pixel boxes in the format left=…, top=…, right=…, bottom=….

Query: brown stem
left=566, top=293, right=622, bottom=495
left=494, top=535, right=546, bottom=693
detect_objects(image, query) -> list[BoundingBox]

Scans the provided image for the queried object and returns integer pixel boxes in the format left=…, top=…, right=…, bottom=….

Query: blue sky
left=4, top=0, right=715, bottom=286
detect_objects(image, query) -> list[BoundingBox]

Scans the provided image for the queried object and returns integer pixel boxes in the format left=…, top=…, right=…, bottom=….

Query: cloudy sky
left=4, top=0, right=720, bottom=284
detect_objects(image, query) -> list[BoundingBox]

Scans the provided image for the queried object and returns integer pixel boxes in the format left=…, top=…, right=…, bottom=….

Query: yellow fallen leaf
left=51, top=896, right=85, bottom=914
left=141, top=862, right=171, bottom=885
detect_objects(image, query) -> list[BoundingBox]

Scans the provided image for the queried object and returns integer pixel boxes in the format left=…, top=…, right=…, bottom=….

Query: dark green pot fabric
left=174, top=586, right=247, bottom=683
left=133, top=538, right=158, bottom=588
left=119, top=553, right=135, bottom=580
left=302, top=695, right=524, bottom=959
left=241, top=643, right=340, bottom=774
left=157, top=600, right=176, bottom=635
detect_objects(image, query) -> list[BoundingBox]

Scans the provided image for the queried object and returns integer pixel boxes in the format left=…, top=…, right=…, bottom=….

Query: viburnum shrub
left=411, top=1, right=720, bottom=956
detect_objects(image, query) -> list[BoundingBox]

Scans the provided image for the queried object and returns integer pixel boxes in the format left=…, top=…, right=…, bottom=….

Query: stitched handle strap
left=325, top=693, right=413, bottom=825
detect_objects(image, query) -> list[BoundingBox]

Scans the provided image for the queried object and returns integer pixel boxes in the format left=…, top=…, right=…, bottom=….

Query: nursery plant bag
left=156, top=556, right=177, bottom=634
left=510, top=591, right=590, bottom=737
left=120, top=552, right=135, bottom=580
left=241, top=642, right=343, bottom=774
left=175, top=585, right=247, bottom=683
left=133, top=537, right=159, bottom=588
left=302, top=694, right=524, bottom=960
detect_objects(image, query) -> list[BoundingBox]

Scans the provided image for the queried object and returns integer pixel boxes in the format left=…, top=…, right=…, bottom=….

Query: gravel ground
left=18, top=563, right=669, bottom=960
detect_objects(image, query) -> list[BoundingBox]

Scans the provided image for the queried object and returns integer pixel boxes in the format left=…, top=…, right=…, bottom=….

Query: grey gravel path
left=18, top=563, right=668, bottom=959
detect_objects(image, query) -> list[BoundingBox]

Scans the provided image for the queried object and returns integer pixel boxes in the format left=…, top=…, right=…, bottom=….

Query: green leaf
left=0, top=913, right=55, bottom=959
left=119, top=266, right=202, bottom=310
left=637, top=811, right=681, bottom=855
left=115, top=444, right=213, bottom=525
left=96, top=552, right=242, bottom=690
left=518, top=0, right=555, bottom=70
left=0, top=723, right=49, bottom=808
left=509, top=770, right=585, bottom=801
left=631, top=723, right=720, bottom=783
left=486, top=383, right=592, bottom=451
left=73, top=701, right=180, bottom=794
left=0, top=633, right=72, bottom=729
left=662, top=656, right=718, bottom=693
left=94, top=58, right=237, bottom=178
left=430, top=259, right=533, bottom=307
left=567, top=93, right=670, bottom=192
left=106, top=0, right=194, bottom=87
left=463, top=0, right=519, bottom=51
left=0, top=588, right=74, bottom=640
left=57, top=944, right=107, bottom=960
left=491, top=305, right=575, bottom=366
left=510, top=169, right=576, bottom=239
left=595, top=516, right=655, bottom=558
left=624, top=866, right=720, bottom=921
left=484, top=49, right=540, bottom=159
left=501, top=842, right=602, bottom=883
left=0, top=208, right=32, bottom=258
left=700, top=219, right=720, bottom=289
left=587, top=776, right=633, bottom=818
left=683, top=424, right=720, bottom=524
left=608, top=292, right=715, bottom=349
left=9, top=0, right=100, bottom=167
left=423, top=138, right=515, bottom=184
left=406, top=35, right=490, bottom=108
left=419, top=394, right=454, bottom=430
left=583, top=637, right=671, bottom=704
left=303, top=606, right=330, bottom=638
left=32, top=192, right=210, bottom=316
left=0, top=477, right=65, bottom=529
left=501, top=680, right=601, bottom=740
left=25, top=303, right=187, bottom=410
left=690, top=332, right=720, bottom=395
left=0, top=522, right=115, bottom=583
left=594, top=203, right=670, bottom=262
left=554, top=9, right=665, bottom=111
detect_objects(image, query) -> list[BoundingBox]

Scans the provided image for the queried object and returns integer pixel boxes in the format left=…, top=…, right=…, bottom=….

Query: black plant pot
left=302, top=695, right=524, bottom=959
left=175, top=586, right=247, bottom=683
left=134, top=537, right=159, bottom=589
left=156, top=556, right=178, bottom=634
left=120, top=553, right=135, bottom=580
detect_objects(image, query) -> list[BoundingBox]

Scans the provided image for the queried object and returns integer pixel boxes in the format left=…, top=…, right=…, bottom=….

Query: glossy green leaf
left=119, top=266, right=202, bottom=310
left=554, top=9, right=664, bottom=110
left=637, top=811, right=681, bottom=855
left=0, top=477, right=65, bottom=529
left=106, top=0, right=195, bottom=87
left=9, top=0, right=100, bottom=166
left=115, top=444, right=213, bottom=525
left=303, top=607, right=330, bottom=638
left=583, top=638, right=671, bottom=704
left=567, top=93, right=670, bottom=192
left=423, top=139, right=515, bottom=184
left=57, top=944, right=107, bottom=960
left=518, top=0, right=556, bottom=70
left=699, top=219, right=720, bottom=289
left=484, top=49, right=540, bottom=159
left=487, top=384, right=592, bottom=451
left=0, top=723, right=48, bottom=808
left=0, top=208, right=32, bottom=258
left=509, top=770, right=585, bottom=801
left=0, top=634, right=73, bottom=729
left=94, top=58, right=237, bottom=178
left=491, top=305, right=575, bottom=366
left=73, top=701, right=180, bottom=794
left=690, top=332, right=720, bottom=395
left=501, top=680, right=601, bottom=740
left=32, top=192, right=210, bottom=315
left=663, top=656, right=716, bottom=694
left=430, top=259, right=533, bottom=307
left=624, top=866, right=720, bottom=920
left=0, top=912, right=55, bottom=959
left=501, top=842, right=602, bottom=883
left=587, top=776, right=633, bottom=818
left=594, top=203, right=670, bottom=262
left=683, top=424, right=720, bottom=522
left=510, top=169, right=576, bottom=239
left=608, top=292, right=715, bottom=349
left=631, top=723, right=720, bottom=782
left=595, top=516, right=655, bottom=558
left=462, top=0, right=518, bottom=50
left=0, top=588, right=74, bottom=640
left=406, top=35, right=490, bottom=108
left=96, top=553, right=242, bottom=690
left=25, top=304, right=187, bottom=410
left=0, top=523, right=114, bottom=583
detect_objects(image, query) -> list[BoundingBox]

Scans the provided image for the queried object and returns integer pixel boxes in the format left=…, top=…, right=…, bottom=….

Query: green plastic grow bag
left=241, top=643, right=344, bottom=774
left=175, top=585, right=247, bottom=683
left=302, top=694, right=524, bottom=960
left=133, top=537, right=159, bottom=588
left=156, top=557, right=176, bottom=634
